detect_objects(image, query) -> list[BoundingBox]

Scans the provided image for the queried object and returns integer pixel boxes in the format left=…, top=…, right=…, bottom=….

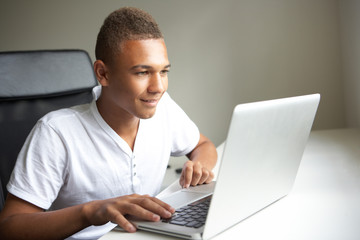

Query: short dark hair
left=95, top=7, right=163, bottom=64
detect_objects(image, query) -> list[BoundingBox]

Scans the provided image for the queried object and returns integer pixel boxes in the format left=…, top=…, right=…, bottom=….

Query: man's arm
left=0, top=193, right=174, bottom=240
left=180, top=133, right=218, bottom=188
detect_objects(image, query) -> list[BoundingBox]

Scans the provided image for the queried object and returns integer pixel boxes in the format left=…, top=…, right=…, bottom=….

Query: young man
left=0, top=7, right=217, bottom=240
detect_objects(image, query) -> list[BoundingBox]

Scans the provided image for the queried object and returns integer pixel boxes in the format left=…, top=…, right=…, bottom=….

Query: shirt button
left=134, top=172, right=137, bottom=176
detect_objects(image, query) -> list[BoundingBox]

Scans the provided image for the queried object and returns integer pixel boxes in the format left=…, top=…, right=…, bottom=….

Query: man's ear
left=94, top=60, right=109, bottom=86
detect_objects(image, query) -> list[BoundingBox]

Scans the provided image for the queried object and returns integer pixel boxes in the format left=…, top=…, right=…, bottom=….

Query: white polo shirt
left=7, top=86, right=200, bottom=239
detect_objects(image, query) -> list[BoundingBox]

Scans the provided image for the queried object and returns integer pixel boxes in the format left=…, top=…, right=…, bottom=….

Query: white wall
left=0, top=0, right=348, bottom=146
left=339, top=0, right=360, bottom=127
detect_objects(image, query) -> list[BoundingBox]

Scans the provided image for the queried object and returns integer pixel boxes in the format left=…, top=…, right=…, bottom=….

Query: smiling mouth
left=141, top=99, right=158, bottom=103
left=140, top=99, right=159, bottom=106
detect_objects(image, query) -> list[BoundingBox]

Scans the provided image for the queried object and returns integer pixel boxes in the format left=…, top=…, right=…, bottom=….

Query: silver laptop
left=132, top=94, right=320, bottom=239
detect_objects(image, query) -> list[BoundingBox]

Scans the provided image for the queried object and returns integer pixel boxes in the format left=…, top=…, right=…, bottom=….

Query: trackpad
left=160, top=191, right=210, bottom=209
left=159, top=182, right=215, bottom=209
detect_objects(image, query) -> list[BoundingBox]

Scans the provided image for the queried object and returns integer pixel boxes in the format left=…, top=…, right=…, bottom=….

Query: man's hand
left=83, top=194, right=175, bottom=232
left=179, top=160, right=214, bottom=188
left=180, top=133, right=217, bottom=188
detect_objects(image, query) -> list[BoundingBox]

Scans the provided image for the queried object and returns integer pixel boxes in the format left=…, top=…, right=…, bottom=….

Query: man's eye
left=136, top=71, right=148, bottom=76
left=160, top=70, right=169, bottom=76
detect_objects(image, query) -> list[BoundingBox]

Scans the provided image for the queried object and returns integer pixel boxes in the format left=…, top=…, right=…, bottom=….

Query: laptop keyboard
left=162, top=195, right=212, bottom=228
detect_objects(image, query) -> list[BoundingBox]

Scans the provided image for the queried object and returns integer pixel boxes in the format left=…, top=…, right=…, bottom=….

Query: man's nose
left=148, top=73, right=166, bottom=93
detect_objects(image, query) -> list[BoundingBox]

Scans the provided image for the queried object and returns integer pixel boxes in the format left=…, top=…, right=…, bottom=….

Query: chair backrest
left=0, top=50, right=98, bottom=210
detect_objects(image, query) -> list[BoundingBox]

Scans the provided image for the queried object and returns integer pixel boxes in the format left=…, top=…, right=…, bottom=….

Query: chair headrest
left=0, top=50, right=98, bottom=100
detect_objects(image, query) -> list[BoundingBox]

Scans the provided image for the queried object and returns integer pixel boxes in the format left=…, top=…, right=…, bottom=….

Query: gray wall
left=1, top=0, right=357, bottom=146
left=339, top=0, right=360, bottom=128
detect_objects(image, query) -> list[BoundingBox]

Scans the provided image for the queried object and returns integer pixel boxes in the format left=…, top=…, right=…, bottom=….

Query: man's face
left=102, top=39, right=170, bottom=119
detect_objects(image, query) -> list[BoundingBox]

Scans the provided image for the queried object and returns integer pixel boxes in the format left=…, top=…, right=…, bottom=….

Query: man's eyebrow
left=130, top=64, right=171, bottom=70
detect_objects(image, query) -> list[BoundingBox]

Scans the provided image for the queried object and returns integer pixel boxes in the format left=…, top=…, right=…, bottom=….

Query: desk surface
left=100, top=128, right=360, bottom=240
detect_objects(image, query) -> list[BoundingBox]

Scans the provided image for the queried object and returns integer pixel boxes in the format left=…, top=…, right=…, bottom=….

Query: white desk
left=100, top=128, right=360, bottom=240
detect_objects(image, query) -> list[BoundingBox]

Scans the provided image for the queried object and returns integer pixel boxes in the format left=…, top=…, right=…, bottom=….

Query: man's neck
left=96, top=97, right=140, bottom=151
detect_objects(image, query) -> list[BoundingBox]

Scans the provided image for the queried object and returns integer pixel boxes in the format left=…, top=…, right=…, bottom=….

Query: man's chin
left=137, top=110, right=157, bottom=119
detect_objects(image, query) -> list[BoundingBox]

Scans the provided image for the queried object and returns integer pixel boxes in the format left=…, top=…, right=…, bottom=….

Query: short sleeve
left=163, top=93, right=200, bottom=157
left=7, top=120, right=68, bottom=209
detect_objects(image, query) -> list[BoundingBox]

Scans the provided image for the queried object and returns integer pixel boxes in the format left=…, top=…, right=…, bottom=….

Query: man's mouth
left=141, top=99, right=158, bottom=103
left=140, top=98, right=159, bottom=107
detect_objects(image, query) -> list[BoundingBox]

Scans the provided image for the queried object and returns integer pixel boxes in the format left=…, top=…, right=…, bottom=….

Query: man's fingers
left=205, top=171, right=215, bottom=184
left=134, top=196, right=174, bottom=218
left=190, top=164, right=202, bottom=186
left=197, top=169, right=210, bottom=185
left=182, top=161, right=193, bottom=188
left=179, top=172, right=185, bottom=187
left=87, top=195, right=176, bottom=234
left=146, top=196, right=175, bottom=214
left=109, top=208, right=137, bottom=232
left=124, top=202, right=161, bottom=221
left=119, top=198, right=171, bottom=222
left=180, top=161, right=215, bottom=187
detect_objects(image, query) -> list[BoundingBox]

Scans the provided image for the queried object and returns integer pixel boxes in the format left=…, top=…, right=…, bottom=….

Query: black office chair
left=0, top=50, right=98, bottom=210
